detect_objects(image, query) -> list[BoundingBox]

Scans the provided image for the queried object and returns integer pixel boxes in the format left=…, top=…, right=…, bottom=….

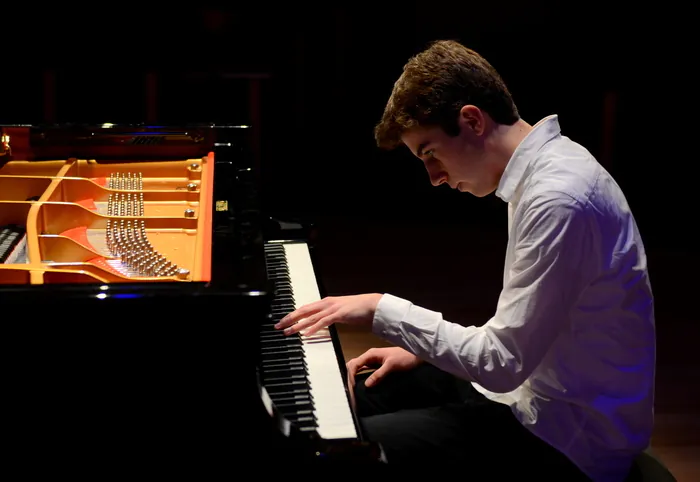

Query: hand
left=346, top=346, right=422, bottom=390
left=274, top=293, right=383, bottom=337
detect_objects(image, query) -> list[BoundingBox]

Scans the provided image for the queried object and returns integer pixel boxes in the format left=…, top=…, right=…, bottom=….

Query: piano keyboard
left=261, top=241, right=358, bottom=441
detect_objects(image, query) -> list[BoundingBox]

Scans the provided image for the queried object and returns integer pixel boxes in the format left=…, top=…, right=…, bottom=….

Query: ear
left=458, top=105, right=485, bottom=136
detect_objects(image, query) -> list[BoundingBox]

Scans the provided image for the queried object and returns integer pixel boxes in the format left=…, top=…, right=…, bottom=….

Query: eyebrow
left=417, top=142, right=429, bottom=157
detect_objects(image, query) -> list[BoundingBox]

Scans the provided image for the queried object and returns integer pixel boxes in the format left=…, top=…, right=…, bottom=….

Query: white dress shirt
left=372, top=115, right=656, bottom=481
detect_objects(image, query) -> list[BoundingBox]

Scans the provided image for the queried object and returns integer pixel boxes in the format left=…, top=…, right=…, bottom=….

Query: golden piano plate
left=0, top=155, right=214, bottom=284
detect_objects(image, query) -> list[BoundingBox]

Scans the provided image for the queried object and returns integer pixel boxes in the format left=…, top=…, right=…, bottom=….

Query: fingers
left=350, top=348, right=390, bottom=388
left=300, top=319, right=330, bottom=338
left=276, top=311, right=332, bottom=337
left=274, top=301, right=323, bottom=329
left=364, top=364, right=390, bottom=387
left=346, top=361, right=369, bottom=390
left=275, top=299, right=341, bottom=337
left=277, top=312, right=319, bottom=335
left=347, top=350, right=375, bottom=371
left=346, top=349, right=381, bottom=386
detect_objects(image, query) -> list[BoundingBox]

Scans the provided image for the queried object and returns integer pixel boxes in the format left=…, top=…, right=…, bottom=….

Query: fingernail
left=283, top=327, right=292, bottom=335
left=274, top=323, right=280, bottom=329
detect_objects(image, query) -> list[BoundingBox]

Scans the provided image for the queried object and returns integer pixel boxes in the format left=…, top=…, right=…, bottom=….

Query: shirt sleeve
left=371, top=193, right=595, bottom=393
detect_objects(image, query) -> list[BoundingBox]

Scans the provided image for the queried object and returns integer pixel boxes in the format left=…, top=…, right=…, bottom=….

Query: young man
left=275, top=40, right=655, bottom=481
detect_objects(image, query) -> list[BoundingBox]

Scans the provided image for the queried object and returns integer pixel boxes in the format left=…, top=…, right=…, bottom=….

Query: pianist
left=275, top=40, right=655, bottom=481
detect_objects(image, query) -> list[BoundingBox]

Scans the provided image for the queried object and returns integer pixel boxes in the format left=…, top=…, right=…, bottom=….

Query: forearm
left=372, top=294, right=526, bottom=393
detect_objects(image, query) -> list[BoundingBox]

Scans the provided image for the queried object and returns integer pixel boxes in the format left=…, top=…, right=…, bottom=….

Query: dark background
left=3, top=4, right=695, bottom=235
left=2, top=3, right=697, bottom=410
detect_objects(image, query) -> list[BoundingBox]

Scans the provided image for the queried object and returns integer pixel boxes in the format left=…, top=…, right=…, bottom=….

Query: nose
left=429, top=171, right=448, bottom=187
left=424, top=160, right=448, bottom=187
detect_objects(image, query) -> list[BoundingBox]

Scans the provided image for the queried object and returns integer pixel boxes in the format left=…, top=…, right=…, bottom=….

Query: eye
left=424, top=149, right=435, bottom=158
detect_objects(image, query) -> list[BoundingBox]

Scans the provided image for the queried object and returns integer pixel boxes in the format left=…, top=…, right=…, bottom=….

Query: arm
left=372, top=193, right=595, bottom=393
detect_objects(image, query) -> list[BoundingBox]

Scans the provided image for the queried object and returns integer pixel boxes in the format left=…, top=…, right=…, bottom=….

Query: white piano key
left=281, top=242, right=358, bottom=440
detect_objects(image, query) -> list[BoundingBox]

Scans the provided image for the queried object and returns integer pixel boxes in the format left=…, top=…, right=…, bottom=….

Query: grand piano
left=0, top=124, right=385, bottom=475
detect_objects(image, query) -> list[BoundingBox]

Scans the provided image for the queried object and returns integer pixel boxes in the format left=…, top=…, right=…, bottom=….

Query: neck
left=490, top=118, right=533, bottom=178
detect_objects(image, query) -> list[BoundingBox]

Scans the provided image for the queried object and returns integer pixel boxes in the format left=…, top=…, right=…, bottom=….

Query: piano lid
left=0, top=122, right=253, bottom=161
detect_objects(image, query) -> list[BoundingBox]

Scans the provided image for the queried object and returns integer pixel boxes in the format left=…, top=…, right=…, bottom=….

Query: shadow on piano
left=0, top=123, right=386, bottom=475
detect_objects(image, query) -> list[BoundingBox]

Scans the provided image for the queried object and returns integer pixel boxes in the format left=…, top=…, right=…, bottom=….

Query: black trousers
left=353, top=362, right=590, bottom=479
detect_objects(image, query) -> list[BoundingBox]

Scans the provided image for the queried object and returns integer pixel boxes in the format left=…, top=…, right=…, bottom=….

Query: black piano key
left=259, top=334, right=295, bottom=344
left=261, top=365, right=306, bottom=377
left=260, top=341, right=301, bottom=350
left=259, top=323, right=288, bottom=332
left=285, top=415, right=316, bottom=425
left=260, top=365, right=308, bottom=379
left=260, top=363, right=307, bottom=375
left=265, top=256, right=286, bottom=262
left=262, top=373, right=307, bottom=385
left=267, top=264, right=289, bottom=272
left=266, top=392, right=312, bottom=404
left=260, top=359, right=306, bottom=371
left=259, top=330, right=283, bottom=338
left=260, top=353, right=304, bottom=364
left=275, top=399, right=313, bottom=412
left=269, top=312, right=292, bottom=320
left=298, top=425, right=318, bottom=432
left=259, top=332, right=295, bottom=341
left=273, top=294, right=294, bottom=301
left=260, top=339, right=302, bottom=349
left=269, top=312, right=293, bottom=320
left=264, top=377, right=308, bottom=388
left=264, top=382, right=309, bottom=395
left=259, top=336, right=293, bottom=345
left=259, top=328, right=298, bottom=337
left=261, top=353, right=304, bottom=364
left=274, top=402, right=314, bottom=413
left=260, top=344, right=303, bottom=354
left=260, top=364, right=307, bottom=375
left=264, top=249, right=284, bottom=256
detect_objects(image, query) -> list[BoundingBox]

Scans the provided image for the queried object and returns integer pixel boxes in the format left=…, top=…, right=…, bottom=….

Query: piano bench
left=624, top=449, right=677, bottom=482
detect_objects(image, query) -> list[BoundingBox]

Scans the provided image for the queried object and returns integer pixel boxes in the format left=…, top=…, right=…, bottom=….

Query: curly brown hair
left=374, top=40, right=520, bottom=150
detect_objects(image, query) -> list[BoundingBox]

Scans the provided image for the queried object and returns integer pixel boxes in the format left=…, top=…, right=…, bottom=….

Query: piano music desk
left=0, top=155, right=214, bottom=284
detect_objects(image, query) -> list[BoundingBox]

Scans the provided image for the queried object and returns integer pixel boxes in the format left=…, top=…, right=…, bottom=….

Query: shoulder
left=519, top=190, right=587, bottom=229
left=525, top=135, right=602, bottom=206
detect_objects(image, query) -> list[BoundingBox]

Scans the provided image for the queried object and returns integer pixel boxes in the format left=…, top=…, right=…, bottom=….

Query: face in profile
left=401, top=106, right=500, bottom=198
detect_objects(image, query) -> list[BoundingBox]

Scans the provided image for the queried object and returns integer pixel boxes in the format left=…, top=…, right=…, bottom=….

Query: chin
left=458, top=183, right=478, bottom=195
left=461, top=184, right=492, bottom=197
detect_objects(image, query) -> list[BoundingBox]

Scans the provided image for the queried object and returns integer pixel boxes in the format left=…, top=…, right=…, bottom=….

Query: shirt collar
left=496, top=114, right=561, bottom=203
